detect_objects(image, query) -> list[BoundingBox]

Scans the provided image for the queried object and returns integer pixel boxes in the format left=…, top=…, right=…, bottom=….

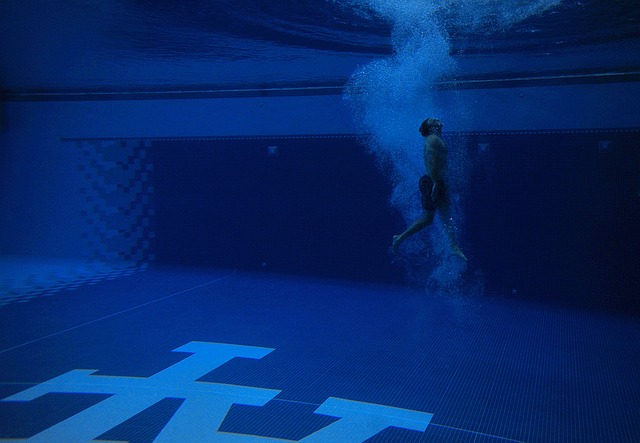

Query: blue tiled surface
left=77, top=139, right=155, bottom=267
left=1, top=267, right=639, bottom=442
left=0, top=256, right=141, bottom=308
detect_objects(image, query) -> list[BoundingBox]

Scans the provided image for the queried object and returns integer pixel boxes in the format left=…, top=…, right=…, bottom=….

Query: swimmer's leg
left=392, top=211, right=434, bottom=253
left=438, top=205, right=467, bottom=261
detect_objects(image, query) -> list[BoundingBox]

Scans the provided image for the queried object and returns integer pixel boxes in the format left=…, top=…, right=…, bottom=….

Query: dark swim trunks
left=419, top=175, right=446, bottom=211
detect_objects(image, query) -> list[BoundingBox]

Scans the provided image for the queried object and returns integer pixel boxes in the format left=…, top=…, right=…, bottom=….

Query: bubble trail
left=340, top=0, right=561, bottom=287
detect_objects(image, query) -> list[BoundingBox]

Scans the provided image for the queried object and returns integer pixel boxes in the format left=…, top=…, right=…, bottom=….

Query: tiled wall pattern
left=77, top=139, right=155, bottom=267
left=0, top=140, right=155, bottom=308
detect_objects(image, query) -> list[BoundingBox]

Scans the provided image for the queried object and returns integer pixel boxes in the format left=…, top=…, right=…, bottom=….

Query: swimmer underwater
left=392, top=118, right=467, bottom=261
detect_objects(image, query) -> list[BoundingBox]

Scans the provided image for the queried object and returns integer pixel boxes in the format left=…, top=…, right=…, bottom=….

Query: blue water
left=1, top=0, right=638, bottom=90
left=1, top=0, right=640, bottom=442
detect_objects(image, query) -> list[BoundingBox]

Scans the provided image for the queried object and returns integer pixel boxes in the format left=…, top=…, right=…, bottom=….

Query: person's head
left=419, top=118, right=443, bottom=136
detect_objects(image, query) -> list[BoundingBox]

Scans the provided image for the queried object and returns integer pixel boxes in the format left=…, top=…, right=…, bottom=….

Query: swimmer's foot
left=451, top=246, right=468, bottom=262
left=392, top=235, right=402, bottom=254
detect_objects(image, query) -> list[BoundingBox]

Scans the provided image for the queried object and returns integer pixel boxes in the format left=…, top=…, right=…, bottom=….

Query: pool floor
left=1, top=266, right=639, bottom=442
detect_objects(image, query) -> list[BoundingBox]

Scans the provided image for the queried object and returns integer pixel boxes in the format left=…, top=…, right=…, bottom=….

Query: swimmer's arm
left=425, top=136, right=447, bottom=180
left=430, top=180, right=441, bottom=202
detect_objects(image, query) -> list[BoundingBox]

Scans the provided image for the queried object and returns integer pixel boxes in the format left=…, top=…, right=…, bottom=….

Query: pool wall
left=1, top=81, right=639, bottom=312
